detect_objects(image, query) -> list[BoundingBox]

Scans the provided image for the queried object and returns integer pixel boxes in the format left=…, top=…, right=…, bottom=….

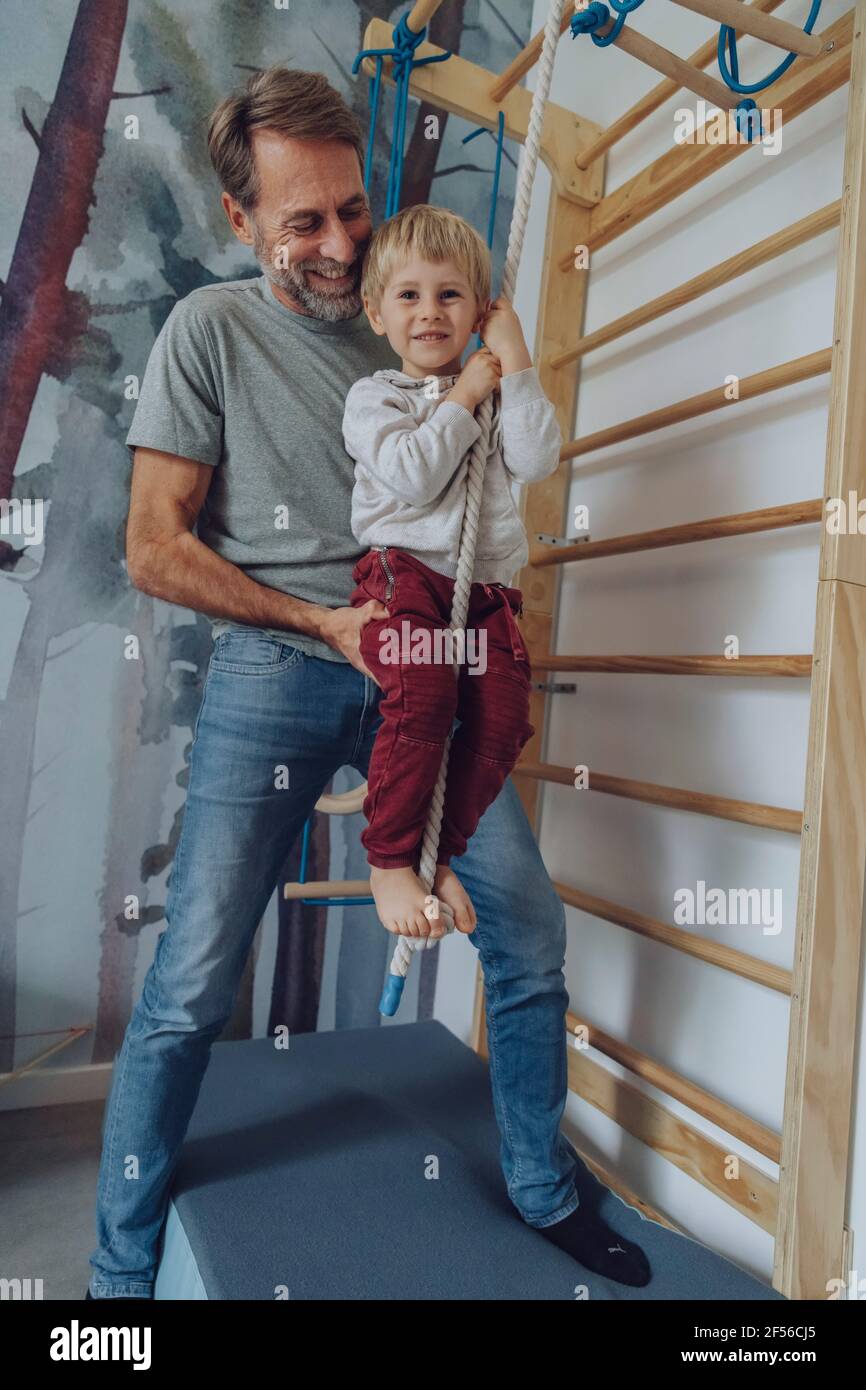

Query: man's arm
left=126, top=447, right=386, bottom=680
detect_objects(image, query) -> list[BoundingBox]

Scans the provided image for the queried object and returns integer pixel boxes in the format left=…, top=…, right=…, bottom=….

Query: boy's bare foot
left=369, top=865, right=446, bottom=939
left=432, top=864, right=476, bottom=934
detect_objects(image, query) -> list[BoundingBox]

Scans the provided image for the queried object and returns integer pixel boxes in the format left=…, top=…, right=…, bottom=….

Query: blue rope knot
left=735, top=97, right=763, bottom=142
left=392, top=11, right=428, bottom=60
left=571, top=0, right=646, bottom=48
left=570, top=0, right=823, bottom=106
left=570, top=2, right=619, bottom=46
left=353, top=8, right=452, bottom=217
left=718, top=0, right=822, bottom=97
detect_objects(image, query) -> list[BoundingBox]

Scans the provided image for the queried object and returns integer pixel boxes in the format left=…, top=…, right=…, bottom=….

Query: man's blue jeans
left=89, top=629, right=578, bottom=1297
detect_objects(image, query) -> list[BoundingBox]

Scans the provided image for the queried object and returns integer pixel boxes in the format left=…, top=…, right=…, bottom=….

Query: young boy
left=342, top=205, right=561, bottom=941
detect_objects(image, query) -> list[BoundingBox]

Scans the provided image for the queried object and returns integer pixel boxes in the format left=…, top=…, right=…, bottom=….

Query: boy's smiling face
left=364, top=255, right=485, bottom=379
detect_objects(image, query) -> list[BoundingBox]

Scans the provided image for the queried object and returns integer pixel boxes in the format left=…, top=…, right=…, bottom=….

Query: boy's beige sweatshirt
left=342, top=365, right=562, bottom=586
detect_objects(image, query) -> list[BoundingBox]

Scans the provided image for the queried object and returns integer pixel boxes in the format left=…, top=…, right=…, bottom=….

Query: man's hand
left=319, top=600, right=388, bottom=685
left=478, top=297, right=532, bottom=375
left=447, top=347, right=502, bottom=413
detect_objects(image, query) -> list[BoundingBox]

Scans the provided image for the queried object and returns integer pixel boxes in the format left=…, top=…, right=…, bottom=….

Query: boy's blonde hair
left=361, top=204, right=492, bottom=309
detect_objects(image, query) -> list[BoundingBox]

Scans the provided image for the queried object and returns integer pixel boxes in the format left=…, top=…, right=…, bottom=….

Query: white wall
left=503, top=0, right=862, bottom=1288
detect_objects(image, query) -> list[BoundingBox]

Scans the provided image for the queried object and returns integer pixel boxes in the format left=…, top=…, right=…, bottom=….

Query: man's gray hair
left=207, top=67, right=365, bottom=211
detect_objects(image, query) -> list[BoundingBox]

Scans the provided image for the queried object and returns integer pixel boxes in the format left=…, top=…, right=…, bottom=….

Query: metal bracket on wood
left=531, top=680, right=578, bottom=694
left=536, top=532, right=591, bottom=546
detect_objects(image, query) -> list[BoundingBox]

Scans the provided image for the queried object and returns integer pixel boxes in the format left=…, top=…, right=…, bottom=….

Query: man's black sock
left=538, top=1206, right=651, bottom=1287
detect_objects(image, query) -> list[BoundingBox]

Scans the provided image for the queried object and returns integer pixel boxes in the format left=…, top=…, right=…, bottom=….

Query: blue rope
left=462, top=112, right=507, bottom=351
left=462, top=110, right=507, bottom=249
left=352, top=11, right=453, bottom=218
left=570, top=0, right=644, bottom=48
left=571, top=0, right=823, bottom=142
left=297, top=817, right=374, bottom=908
left=718, top=0, right=823, bottom=96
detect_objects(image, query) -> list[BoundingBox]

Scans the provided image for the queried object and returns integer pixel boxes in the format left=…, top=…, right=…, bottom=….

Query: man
left=87, top=67, right=650, bottom=1299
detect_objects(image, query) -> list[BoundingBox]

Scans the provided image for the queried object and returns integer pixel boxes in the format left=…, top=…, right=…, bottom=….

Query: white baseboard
left=0, top=1063, right=113, bottom=1111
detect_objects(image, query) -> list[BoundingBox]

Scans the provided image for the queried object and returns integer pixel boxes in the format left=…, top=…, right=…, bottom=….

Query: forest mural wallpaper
left=0, top=0, right=534, bottom=1075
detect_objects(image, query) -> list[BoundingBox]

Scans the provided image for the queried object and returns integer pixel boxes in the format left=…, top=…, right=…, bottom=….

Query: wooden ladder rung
left=572, top=0, right=789, bottom=172
left=533, top=653, right=812, bottom=676
left=529, top=498, right=823, bottom=566
left=488, top=8, right=573, bottom=104
left=517, top=760, right=802, bottom=833
left=283, top=878, right=371, bottom=901
left=561, top=349, right=832, bottom=460
left=566, top=1044, right=779, bottom=1230
left=567, top=1008, right=782, bottom=1161
left=670, top=0, right=824, bottom=59
left=553, top=202, right=841, bottom=355
left=555, top=881, right=793, bottom=994
left=585, top=10, right=853, bottom=251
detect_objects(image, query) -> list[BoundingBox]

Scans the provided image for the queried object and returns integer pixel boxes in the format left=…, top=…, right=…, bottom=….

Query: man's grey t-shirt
left=125, top=274, right=396, bottom=662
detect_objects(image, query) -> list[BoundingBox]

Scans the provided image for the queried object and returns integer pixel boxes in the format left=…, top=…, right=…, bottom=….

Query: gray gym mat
left=154, top=1020, right=785, bottom=1301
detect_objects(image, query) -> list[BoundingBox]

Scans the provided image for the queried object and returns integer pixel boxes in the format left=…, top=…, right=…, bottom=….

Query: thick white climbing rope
left=382, top=0, right=567, bottom=1004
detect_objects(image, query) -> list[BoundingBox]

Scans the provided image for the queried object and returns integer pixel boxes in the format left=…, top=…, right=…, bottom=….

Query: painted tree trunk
left=0, top=0, right=128, bottom=508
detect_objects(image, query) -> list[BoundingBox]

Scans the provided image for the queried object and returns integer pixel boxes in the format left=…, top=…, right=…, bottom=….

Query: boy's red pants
left=349, top=547, right=535, bottom=871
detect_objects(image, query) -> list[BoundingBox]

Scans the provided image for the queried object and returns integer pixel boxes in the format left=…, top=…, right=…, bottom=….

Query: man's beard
left=252, top=221, right=367, bottom=321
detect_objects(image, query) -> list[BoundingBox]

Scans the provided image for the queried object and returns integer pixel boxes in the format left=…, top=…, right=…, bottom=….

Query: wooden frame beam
left=586, top=9, right=854, bottom=250
left=360, top=19, right=605, bottom=207
left=515, top=207, right=599, bottom=824
left=775, top=0, right=866, bottom=1301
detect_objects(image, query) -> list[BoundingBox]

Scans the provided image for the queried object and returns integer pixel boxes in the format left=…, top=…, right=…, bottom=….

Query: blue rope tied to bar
left=570, top=0, right=644, bottom=48
left=352, top=11, right=453, bottom=218
left=718, top=0, right=823, bottom=95
left=570, top=0, right=824, bottom=142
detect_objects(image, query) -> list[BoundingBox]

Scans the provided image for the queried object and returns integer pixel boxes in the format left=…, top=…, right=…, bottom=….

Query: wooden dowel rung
left=566, top=1044, right=778, bottom=1229
left=488, top=9, right=572, bottom=104
left=669, top=0, right=824, bottom=58
left=553, top=199, right=841, bottom=347
left=530, top=498, right=823, bottom=566
left=556, top=882, right=793, bottom=993
left=516, top=759, right=803, bottom=833
left=560, top=348, right=832, bottom=459
left=574, top=0, right=787, bottom=169
left=567, top=1008, right=783, bottom=1160
left=585, top=11, right=853, bottom=251
left=406, top=0, right=447, bottom=31
left=283, top=879, right=371, bottom=901
left=604, top=18, right=738, bottom=111
left=533, top=653, right=812, bottom=676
